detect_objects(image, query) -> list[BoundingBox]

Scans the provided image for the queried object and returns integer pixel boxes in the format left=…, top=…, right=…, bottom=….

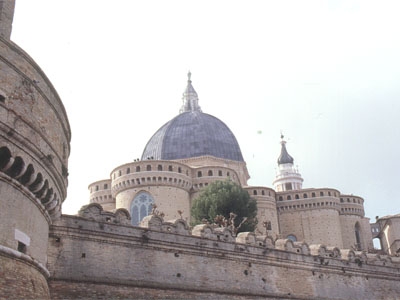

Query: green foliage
left=191, top=180, right=257, bottom=233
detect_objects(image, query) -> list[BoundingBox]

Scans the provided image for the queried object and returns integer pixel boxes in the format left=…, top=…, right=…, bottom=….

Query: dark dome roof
left=277, top=141, right=294, bottom=165
left=142, top=73, right=244, bottom=162
left=141, top=111, right=244, bottom=161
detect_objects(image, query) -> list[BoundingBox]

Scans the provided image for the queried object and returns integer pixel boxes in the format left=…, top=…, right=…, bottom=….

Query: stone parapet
left=48, top=211, right=400, bottom=299
left=110, top=161, right=192, bottom=196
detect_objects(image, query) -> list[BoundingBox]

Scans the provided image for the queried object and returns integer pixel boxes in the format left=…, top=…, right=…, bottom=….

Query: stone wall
left=246, top=186, right=279, bottom=237
left=0, top=177, right=50, bottom=264
left=340, top=214, right=373, bottom=250
left=381, top=216, right=400, bottom=255
left=0, top=36, right=71, bottom=214
left=0, top=250, right=50, bottom=300
left=47, top=209, right=400, bottom=300
left=0, top=0, right=15, bottom=39
left=278, top=207, right=344, bottom=248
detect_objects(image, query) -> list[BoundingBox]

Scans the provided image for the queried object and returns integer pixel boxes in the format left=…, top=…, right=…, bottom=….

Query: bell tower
left=0, top=0, right=15, bottom=39
left=273, top=135, right=303, bottom=192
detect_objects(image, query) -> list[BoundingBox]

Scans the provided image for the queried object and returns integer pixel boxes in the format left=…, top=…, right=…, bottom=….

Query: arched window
left=320, top=191, right=324, bottom=196
left=0, top=146, right=12, bottom=170
left=218, top=170, right=223, bottom=176
left=178, top=167, right=182, bottom=173
left=253, top=190, right=257, bottom=195
left=6, top=156, right=25, bottom=178
left=131, top=192, right=154, bottom=226
left=373, top=238, right=382, bottom=250
left=311, top=192, right=316, bottom=197
left=295, top=194, right=299, bottom=199
left=147, top=165, right=151, bottom=171
left=303, top=193, right=308, bottom=198
left=126, top=168, right=130, bottom=174
left=278, top=196, right=283, bottom=201
left=158, top=165, right=162, bottom=171
left=168, top=165, right=173, bottom=172
left=198, top=171, right=202, bottom=177
left=287, top=234, right=297, bottom=242
left=136, top=166, right=141, bottom=172
left=287, top=195, right=291, bottom=200
left=208, top=170, right=213, bottom=176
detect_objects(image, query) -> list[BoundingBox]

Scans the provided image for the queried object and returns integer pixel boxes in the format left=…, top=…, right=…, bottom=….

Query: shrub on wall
left=191, top=180, right=257, bottom=233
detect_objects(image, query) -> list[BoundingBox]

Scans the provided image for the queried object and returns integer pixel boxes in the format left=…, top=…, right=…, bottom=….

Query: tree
left=191, top=180, right=257, bottom=233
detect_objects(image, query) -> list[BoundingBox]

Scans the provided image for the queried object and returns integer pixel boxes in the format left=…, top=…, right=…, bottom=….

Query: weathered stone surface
left=46, top=214, right=400, bottom=300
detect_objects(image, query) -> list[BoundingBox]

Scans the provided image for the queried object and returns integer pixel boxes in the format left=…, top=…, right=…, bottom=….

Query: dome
left=277, top=136, right=294, bottom=165
left=141, top=73, right=244, bottom=162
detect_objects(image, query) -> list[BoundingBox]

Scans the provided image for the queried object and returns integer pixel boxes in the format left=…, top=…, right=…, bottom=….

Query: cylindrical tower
left=276, top=188, right=344, bottom=248
left=339, top=194, right=373, bottom=251
left=244, top=186, right=279, bottom=238
left=0, top=3, right=71, bottom=298
left=111, top=161, right=192, bottom=224
left=88, top=179, right=114, bottom=211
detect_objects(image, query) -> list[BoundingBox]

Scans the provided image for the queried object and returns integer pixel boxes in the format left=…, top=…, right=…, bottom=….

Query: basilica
left=89, top=72, right=375, bottom=251
left=2, top=2, right=400, bottom=299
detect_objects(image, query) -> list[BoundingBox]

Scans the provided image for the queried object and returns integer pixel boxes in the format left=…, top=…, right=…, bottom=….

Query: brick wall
left=47, top=215, right=400, bottom=300
left=0, top=253, right=50, bottom=300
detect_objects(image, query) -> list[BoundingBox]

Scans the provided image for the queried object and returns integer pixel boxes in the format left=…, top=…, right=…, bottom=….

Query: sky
left=10, top=0, right=400, bottom=220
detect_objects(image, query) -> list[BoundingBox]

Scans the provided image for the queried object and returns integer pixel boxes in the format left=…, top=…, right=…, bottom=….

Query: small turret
left=273, top=134, right=303, bottom=192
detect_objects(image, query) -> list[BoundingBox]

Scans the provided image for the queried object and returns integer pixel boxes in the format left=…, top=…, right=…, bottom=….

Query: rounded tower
left=0, top=3, right=71, bottom=298
left=273, top=138, right=343, bottom=247
left=273, top=135, right=303, bottom=192
left=339, top=194, right=373, bottom=251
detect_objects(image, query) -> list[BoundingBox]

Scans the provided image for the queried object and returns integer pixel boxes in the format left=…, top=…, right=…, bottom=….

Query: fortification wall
left=47, top=209, right=400, bottom=300
left=0, top=0, right=15, bottom=39
left=0, top=251, right=50, bottom=300
left=0, top=36, right=71, bottom=215
left=0, top=177, right=49, bottom=264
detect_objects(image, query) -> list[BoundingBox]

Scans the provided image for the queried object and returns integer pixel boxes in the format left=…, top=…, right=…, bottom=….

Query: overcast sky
left=11, top=0, right=400, bottom=220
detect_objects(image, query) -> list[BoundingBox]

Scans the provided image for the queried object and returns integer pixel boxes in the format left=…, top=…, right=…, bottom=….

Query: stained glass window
left=131, top=192, right=154, bottom=225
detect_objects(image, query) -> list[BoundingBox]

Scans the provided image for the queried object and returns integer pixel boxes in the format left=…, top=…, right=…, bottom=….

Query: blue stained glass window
left=131, top=206, right=139, bottom=225
left=131, top=192, right=154, bottom=226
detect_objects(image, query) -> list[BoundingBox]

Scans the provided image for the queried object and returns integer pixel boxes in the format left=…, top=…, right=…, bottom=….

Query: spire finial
left=280, top=131, right=284, bottom=141
left=180, top=72, right=201, bottom=114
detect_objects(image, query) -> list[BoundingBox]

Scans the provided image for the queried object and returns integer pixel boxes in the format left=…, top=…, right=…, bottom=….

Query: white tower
left=273, top=135, right=303, bottom=192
